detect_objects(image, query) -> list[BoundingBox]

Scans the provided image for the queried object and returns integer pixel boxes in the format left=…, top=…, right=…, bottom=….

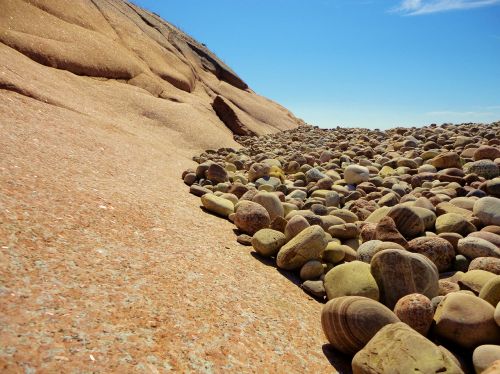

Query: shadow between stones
left=322, top=344, right=352, bottom=374
left=249, top=251, right=303, bottom=287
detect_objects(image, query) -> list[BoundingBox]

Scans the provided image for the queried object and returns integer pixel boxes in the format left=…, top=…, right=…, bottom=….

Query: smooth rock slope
left=0, top=1, right=331, bottom=372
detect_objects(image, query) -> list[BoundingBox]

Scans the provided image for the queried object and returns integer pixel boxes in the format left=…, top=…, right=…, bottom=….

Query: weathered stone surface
left=407, top=236, right=455, bottom=272
left=464, top=160, right=499, bottom=179
left=469, top=257, right=500, bottom=275
left=474, top=197, right=500, bottom=226
left=352, top=322, right=463, bottom=374
left=344, top=165, right=370, bottom=185
left=233, top=201, right=271, bottom=235
left=301, top=280, right=326, bottom=299
left=206, top=163, right=228, bottom=183
left=284, top=215, right=310, bottom=242
left=251, top=229, right=286, bottom=257
left=328, top=223, right=359, bottom=240
left=433, top=292, right=500, bottom=349
left=201, top=193, right=234, bottom=217
left=322, top=242, right=346, bottom=264
left=252, top=192, right=284, bottom=221
left=374, top=216, right=408, bottom=248
left=393, top=293, right=434, bottom=336
left=324, top=261, right=379, bottom=301
left=458, top=270, right=496, bottom=294
left=479, top=276, right=500, bottom=306
left=436, top=213, right=476, bottom=236
left=299, top=260, right=324, bottom=280
left=371, top=249, right=439, bottom=309
left=473, top=345, right=500, bottom=374
left=321, top=296, right=399, bottom=355
left=430, top=152, right=461, bottom=169
left=276, top=225, right=328, bottom=270
left=387, top=205, right=426, bottom=238
left=457, top=237, right=500, bottom=259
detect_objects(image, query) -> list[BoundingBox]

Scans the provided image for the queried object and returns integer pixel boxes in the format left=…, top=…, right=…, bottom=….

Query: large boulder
left=371, top=249, right=439, bottom=309
left=352, top=322, right=464, bottom=374
left=433, top=292, right=500, bottom=349
left=321, top=296, right=399, bottom=355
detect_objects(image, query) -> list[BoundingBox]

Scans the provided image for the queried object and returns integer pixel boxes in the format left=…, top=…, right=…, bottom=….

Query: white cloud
left=392, top=0, right=500, bottom=15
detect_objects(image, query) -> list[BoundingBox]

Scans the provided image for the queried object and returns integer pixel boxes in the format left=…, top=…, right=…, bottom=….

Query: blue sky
left=133, top=0, right=500, bottom=129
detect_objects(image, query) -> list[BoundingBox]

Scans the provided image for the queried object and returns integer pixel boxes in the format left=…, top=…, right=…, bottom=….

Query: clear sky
left=132, top=0, right=500, bottom=129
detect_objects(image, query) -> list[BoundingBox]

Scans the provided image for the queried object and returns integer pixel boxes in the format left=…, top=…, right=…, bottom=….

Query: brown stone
left=371, top=249, right=439, bottom=309
left=321, top=296, right=399, bottom=355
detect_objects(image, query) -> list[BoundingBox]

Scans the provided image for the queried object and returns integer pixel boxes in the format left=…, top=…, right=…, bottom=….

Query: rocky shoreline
left=182, top=122, right=500, bottom=373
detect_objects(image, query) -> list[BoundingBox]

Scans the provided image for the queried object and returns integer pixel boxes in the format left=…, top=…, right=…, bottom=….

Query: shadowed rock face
left=0, top=0, right=303, bottom=147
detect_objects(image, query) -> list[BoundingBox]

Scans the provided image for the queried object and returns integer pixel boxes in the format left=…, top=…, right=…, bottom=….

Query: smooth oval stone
left=365, top=206, right=392, bottom=224
left=469, top=231, right=500, bottom=248
left=387, top=205, right=426, bottom=238
left=284, top=215, right=310, bottom=242
left=299, top=260, right=324, bottom=280
left=464, top=160, right=499, bottom=179
left=321, top=296, right=399, bottom=355
left=352, top=322, right=463, bottom=374
left=325, top=191, right=340, bottom=207
left=357, top=240, right=382, bottom=263
left=301, top=280, right=326, bottom=299
left=474, top=197, right=500, bottom=226
left=371, top=249, right=439, bottom=309
left=430, top=152, right=461, bottom=169
left=474, top=145, right=500, bottom=161
left=322, top=242, right=346, bottom=264
left=200, top=193, right=234, bottom=217
left=469, top=257, right=500, bottom=275
left=439, top=280, right=460, bottom=295
left=457, top=237, right=500, bottom=259
left=190, top=184, right=212, bottom=197
left=479, top=276, right=500, bottom=306
left=328, top=223, right=359, bottom=239
left=473, top=345, right=500, bottom=374
left=233, top=201, right=271, bottom=235
left=330, top=209, right=359, bottom=224
left=433, top=292, right=500, bottom=349
left=251, top=229, right=286, bottom=257
left=407, top=237, right=455, bottom=272
left=394, top=293, right=434, bottom=336
left=236, top=234, right=252, bottom=246
left=438, top=232, right=464, bottom=250
left=436, top=213, right=476, bottom=236
left=344, top=165, right=370, bottom=185
left=276, top=225, right=328, bottom=270
left=458, top=270, right=496, bottom=294
left=324, top=261, right=379, bottom=301
left=206, top=163, right=228, bottom=183
left=252, top=191, right=284, bottom=221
